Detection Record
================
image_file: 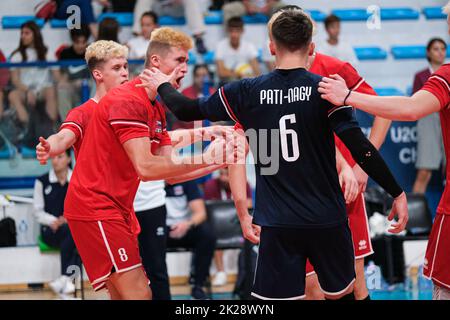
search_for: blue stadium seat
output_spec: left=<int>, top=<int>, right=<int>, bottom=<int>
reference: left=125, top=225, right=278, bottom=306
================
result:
left=354, top=47, right=387, bottom=60
left=423, top=7, right=446, bottom=20
left=332, top=9, right=369, bottom=21
left=0, top=177, right=36, bottom=189
left=242, top=13, right=268, bottom=24
left=202, top=51, right=215, bottom=65
left=50, top=19, right=67, bottom=28
left=205, top=11, right=223, bottom=25
left=188, top=51, right=197, bottom=65
left=391, top=45, right=427, bottom=59
left=380, top=8, right=419, bottom=20
left=159, top=16, right=186, bottom=26
left=2, top=16, right=45, bottom=29
left=20, top=146, right=36, bottom=159
left=305, top=10, right=326, bottom=22
left=374, top=87, right=404, bottom=96
left=332, top=7, right=419, bottom=21
left=0, top=147, right=15, bottom=159
left=98, top=13, right=133, bottom=26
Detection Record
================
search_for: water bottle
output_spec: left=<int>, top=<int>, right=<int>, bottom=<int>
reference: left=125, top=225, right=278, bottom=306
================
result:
left=405, top=266, right=419, bottom=292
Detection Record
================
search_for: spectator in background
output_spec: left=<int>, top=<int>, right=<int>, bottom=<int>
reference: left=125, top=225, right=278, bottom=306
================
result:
left=222, top=0, right=285, bottom=25
left=165, top=180, right=217, bottom=300
left=132, top=0, right=208, bottom=54
left=412, top=38, right=447, bottom=194
left=203, top=167, right=252, bottom=287
left=0, top=49, right=10, bottom=120
left=97, top=17, right=120, bottom=42
left=215, top=17, right=261, bottom=86
left=33, top=150, right=78, bottom=296
left=55, top=0, right=99, bottom=39
left=168, top=64, right=215, bottom=130
left=318, top=14, right=358, bottom=66
left=8, top=21, right=58, bottom=129
left=54, top=25, right=91, bottom=120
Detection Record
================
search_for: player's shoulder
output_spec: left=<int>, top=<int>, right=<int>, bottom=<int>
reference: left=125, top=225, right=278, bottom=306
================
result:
left=433, top=64, right=450, bottom=83
left=314, top=52, right=346, bottom=70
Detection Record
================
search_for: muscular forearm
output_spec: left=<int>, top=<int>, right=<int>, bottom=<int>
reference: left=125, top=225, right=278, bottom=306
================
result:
left=229, top=164, right=250, bottom=218
left=166, top=163, right=226, bottom=185
left=369, top=116, right=391, bottom=149
left=47, top=131, right=76, bottom=156
left=335, top=146, right=348, bottom=172
left=169, top=128, right=204, bottom=149
left=337, top=128, right=403, bottom=198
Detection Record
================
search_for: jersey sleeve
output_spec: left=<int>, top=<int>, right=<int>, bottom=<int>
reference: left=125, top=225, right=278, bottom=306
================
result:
left=199, top=80, right=247, bottom=123
left=108, top=100, right=150, bottom=144
left=338, top=62, right=365, bottom=92
left=327, top=103, right=360, bottom=134
left=421, top=74, right=450, bottom=110
left=59, top=108, right=84, bottom=140
left=182, top=180, right=202, bottom=202
left=159, top=130, right=172, bottom=147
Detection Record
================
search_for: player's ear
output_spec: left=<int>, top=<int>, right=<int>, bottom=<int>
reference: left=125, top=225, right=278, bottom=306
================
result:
left=92, top=69, right=102, bottom=82
left=149, top=54, right=160, bottom=68
left=308, top=42, right=315, bottom=56
left=269, top=40, right=276, bottom=56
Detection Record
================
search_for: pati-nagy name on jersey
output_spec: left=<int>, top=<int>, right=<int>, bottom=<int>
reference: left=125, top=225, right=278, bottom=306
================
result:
left=260, top=86, right=312, bottom=105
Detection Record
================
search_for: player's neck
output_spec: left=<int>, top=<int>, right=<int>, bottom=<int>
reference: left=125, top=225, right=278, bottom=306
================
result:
left=93, top=85, right=107, bottom=102
left=327, top=38, right=338, bottom=46
left=276, top=53, right=308, bottom=70
left=144, top=87, right=157, bottom=101
left=430, top=62, right=442, bottom=72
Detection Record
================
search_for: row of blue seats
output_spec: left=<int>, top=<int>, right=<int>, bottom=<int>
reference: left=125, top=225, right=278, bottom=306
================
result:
left=1, top=6, right=446, bottom=29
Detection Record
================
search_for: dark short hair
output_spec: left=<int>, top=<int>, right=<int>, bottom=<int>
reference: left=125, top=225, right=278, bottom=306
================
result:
left=193, top=64, right=210, bottom=76
left=141, top=11, right=159, bottom=24
left=324, top=14, right=340, bottom=29
left=98, top=17, right=120, bottom=42
left=426, top=37, right=447, bottom=62
left=227, top=16, right=244, bottom=29
left=69, top=24, right=91, bottom=41
left=271, top=10, right=313, bottom=52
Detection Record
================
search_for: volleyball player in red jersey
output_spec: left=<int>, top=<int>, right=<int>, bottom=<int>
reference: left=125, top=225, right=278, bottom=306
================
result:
left=305, top=51, right=391, bottom=300
left=319, top=3, right=450, bottom=299
left=36, top=40, right=129, bottom=163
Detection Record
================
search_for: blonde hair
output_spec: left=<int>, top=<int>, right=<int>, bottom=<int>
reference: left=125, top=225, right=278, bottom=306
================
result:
left=85, top=40, right=128, bottom=71
left=145, top=27, right=193, bottom=66
left=443, top=1, right=450, bottom=15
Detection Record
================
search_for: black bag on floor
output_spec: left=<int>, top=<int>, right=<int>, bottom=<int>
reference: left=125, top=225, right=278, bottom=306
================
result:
left=0, top=217, right=17, bottom=247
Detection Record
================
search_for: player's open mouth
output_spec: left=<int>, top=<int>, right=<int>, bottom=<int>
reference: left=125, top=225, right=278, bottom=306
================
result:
left=175, top=76, right=183, bottom=86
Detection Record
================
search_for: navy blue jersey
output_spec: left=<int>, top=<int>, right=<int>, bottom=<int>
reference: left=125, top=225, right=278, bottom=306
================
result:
left=199, top=68, right=359, bottom=228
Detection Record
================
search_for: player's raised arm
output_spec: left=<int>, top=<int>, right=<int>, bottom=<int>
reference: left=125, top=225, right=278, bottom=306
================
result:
left=319, top=74, right=441, bottom=121
left=36, top=130, right=76, bottom=165
left=327, top=103, right=408, bottom=233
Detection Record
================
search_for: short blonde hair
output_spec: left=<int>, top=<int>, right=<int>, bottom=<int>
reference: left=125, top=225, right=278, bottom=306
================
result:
left=443, top=1, right=450, bottom=15
left=145, top=27, right=193, bottom=66
left=85, top=40, right=128, bottom=71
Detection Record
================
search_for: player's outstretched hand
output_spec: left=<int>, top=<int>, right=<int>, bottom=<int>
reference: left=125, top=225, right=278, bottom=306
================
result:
left=36, top=136, right=51, bottom=165
left=137, top=65, right=182, bottom=90
left=203, top=125, right=234, bottom=141
left=239, top=214, right=260, bottom=244
left=338, top=164, right=359, bottom=204
left=318, top=74, right=350, bottom=106
left=387, top=192, right=409, bottom=234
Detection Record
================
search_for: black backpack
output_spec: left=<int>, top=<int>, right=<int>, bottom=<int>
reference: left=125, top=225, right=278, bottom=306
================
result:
left=0, top=217, right=17, bottom=247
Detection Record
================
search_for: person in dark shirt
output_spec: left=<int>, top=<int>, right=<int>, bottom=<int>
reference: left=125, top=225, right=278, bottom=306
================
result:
left=138, top=8, right=408, bottom=300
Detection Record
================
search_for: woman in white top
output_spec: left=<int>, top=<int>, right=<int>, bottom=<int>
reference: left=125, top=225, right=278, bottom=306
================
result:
left=8, top=21, right=58, bottom=126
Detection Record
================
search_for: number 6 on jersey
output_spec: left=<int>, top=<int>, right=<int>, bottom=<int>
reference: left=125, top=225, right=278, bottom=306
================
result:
left=279, top=114, right=300, bottom=162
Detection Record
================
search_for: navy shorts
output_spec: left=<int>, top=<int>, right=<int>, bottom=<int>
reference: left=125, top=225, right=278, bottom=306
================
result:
left=251, top=223, right=355, bottom=300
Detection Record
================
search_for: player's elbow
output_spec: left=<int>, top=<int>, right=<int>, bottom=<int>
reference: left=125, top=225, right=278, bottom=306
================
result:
left=401, top=110, right=420, bottom=121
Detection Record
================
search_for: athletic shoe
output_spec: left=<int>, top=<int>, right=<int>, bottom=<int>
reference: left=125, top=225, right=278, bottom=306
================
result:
left=212, top=271, right=227, bottom=286
left=191, top=286, right=209, bottom=300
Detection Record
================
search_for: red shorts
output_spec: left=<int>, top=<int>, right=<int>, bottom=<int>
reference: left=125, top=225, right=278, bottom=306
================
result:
left=306, top=193, right=373, bottom=276
left=67, top=218, right=146, bottom=291
left=423, top=213, right=450, bottom=289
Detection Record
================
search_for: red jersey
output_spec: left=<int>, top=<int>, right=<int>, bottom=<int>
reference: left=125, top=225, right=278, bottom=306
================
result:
left=310, top=52, right=377, bottom=167
left=64, top=78, right=171, bottom=221
left=422, top=64, right=450, bottom=214
left=59, top=98, right=97, bottom=158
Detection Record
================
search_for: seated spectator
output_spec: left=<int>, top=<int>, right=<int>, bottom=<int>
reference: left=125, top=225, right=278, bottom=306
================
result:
left=97, top=17, right=120, bottom=42
left=0, top=49, right=10, bottom=121
left=132, top=0, right=208, bottom=54
left=412, top=38, right=447, bottom=194
left=317, top=14, right=358, bottom=65
left=54, top=0, right=99, bottom=39
left=8, top=21, right=58, bottom=132
left=127, top=11, right=158, bottom=60
left=222, top=0, right=285, bottom=25
left=165, top=180, right=217, bottom=300
left=216, top=17, right=261, bottom=85
left=54, top=24, right=91, bottom=120
left=203, top=167, right=252, bottom=286
left=33, top=150, right=78, bottom=296
left=168, top=64, right=215, bottom=130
